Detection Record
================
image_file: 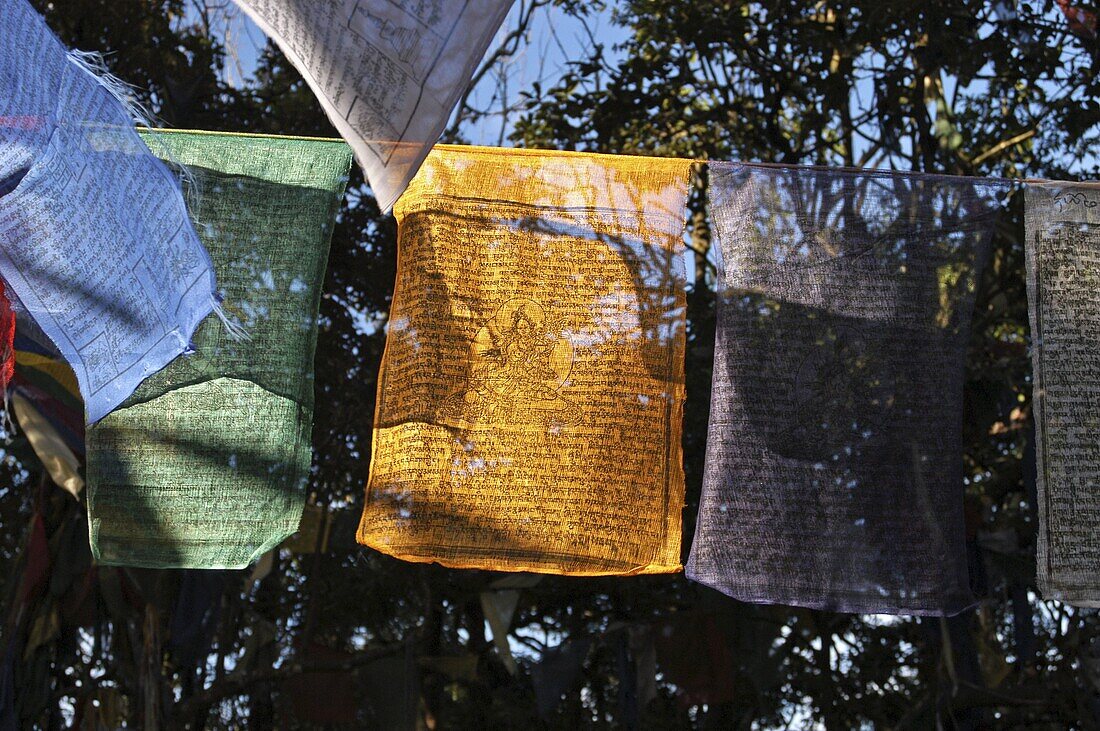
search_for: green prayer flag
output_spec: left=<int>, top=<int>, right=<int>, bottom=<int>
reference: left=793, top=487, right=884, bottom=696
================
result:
left=86, top=130, right=352, bottom=568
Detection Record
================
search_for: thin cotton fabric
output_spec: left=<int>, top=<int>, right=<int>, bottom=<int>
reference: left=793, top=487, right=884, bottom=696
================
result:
left=86, top=130, right=351, bottom=569
left=688, top=163, right=1006, bottom=615
left=359, top=145, right=690, bottom=575
left=1026, top=182, right=1100, bottom=605
left=232, top=0, right=514, bottom=211
left=0, top=0, right=215, bottom=422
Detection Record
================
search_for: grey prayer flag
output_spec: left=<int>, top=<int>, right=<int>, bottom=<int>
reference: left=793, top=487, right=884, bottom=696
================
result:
left=687, top=162, right=1006, bottom=615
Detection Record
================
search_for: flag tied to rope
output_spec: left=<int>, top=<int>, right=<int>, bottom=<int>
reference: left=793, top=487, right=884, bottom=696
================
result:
left=86, top=130, right=351, bottom=569
left=358, top=145, right=691, bottom=575
left=688, top=163, right=1006, bottom=615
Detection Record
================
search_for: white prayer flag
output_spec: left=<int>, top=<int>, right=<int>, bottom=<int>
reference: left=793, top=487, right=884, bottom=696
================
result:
left=0, top=0, right=216, bottom=423
left=231, top=0, right=515, bottom=211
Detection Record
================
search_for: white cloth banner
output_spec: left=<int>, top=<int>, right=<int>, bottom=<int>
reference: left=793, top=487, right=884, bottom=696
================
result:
left=232, top=0, right=514, bottom=211
left=0, top=0, right=215, bottom=423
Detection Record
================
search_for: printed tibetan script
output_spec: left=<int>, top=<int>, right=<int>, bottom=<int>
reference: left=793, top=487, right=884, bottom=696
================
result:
left=688, top=163, right=1006, bottom=615
left=0, top=0, right=215, bottom=423
left=358, top=145, right=691, bottom=575
left=87, top=131, right=352, bottom=569
left=232, top=0, right=514, bottom=211
left=1027, top=183, right=1100, bottom=606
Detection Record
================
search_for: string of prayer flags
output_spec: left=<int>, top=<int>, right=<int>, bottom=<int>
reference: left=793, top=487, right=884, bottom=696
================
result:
left=231, top=0, right=515, bottom=211
left=1026, top=182, right=1100, bottom=606
left=0, top=0, right=216, bottom=423
left=687, top=163, right=1007, bottom=615
left=358, top=145, right=691, bottom=575
left=8, top=313, right=86, bottom=496
left=86, top=130, right=352, bottom=569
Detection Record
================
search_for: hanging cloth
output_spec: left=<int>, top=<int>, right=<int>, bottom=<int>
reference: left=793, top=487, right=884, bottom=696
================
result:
left=532, top=637, right=592, bottom=719
left=86, top=130, right=352, bottom=569
left=0, top=0, right=216, bottom=423
left=231, top=0, right=515, bottom=211
left=11, top=393, right=83, bottom=498
left=1026, top=182, right=1100, bottom=605
left=688, top=163, right=1006, bottom=614
left=357, top=145, right=691, bottom=575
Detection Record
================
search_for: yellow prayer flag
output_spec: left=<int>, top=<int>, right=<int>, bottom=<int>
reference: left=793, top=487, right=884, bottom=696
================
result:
left=358, top=145, right=691, bottom=575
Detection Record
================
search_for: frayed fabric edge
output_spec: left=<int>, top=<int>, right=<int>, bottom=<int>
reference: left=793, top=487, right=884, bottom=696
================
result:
left=210, top=296, right=251, bottom=343
left=65, top=50, right=203, bottom=213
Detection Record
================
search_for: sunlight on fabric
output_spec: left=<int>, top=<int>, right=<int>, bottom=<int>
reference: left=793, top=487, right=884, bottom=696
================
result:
left=86, top=131, right=351, bottom=569
left=231, top=0, right=514, bottom=211
left=688, top=163, right=1009, bottom=615
left=359, top=144, right=692, bottom=574
left=0, top=0, right=215, bottom=423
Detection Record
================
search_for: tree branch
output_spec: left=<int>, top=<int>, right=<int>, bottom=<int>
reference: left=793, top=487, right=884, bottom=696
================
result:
left=445, top=0, right=553, bottom=140
left=970, top=128, right=1038, bottom=166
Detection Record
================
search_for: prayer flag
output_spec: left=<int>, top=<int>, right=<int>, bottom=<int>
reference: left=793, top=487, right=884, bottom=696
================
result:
left=232, top=0, right=515, bottom=211
left=86, top=130, right=351, bottom=569
left=358, top=145, right=691, bottom=575
left=688, top=163, right=1006, bottom=615
left=0, top=0, right=216, bottom=422
left=1026, top=182, right=1100, bottom=606
left=10, top=324, right=85, bottom=462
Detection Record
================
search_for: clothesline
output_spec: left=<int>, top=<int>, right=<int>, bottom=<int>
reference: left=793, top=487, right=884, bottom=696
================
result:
left=135, top=127, right=1095, bottom=188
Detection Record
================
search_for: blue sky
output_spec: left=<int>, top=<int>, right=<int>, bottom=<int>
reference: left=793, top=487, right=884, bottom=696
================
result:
left=195, top=3, right=1097, bottom=176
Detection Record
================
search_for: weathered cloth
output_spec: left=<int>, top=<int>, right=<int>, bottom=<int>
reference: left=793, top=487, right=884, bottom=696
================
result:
left=0, top=0, right=215, bottom=422
left=86, top=130, right=351, bottom=569
left=1026, top=182, right=1100, bottom=606
left=358, top=145, right=691, bottom=574
left=232, top=0, right=514, bottom=211
left=687, top=163, right=1006, bottom=615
